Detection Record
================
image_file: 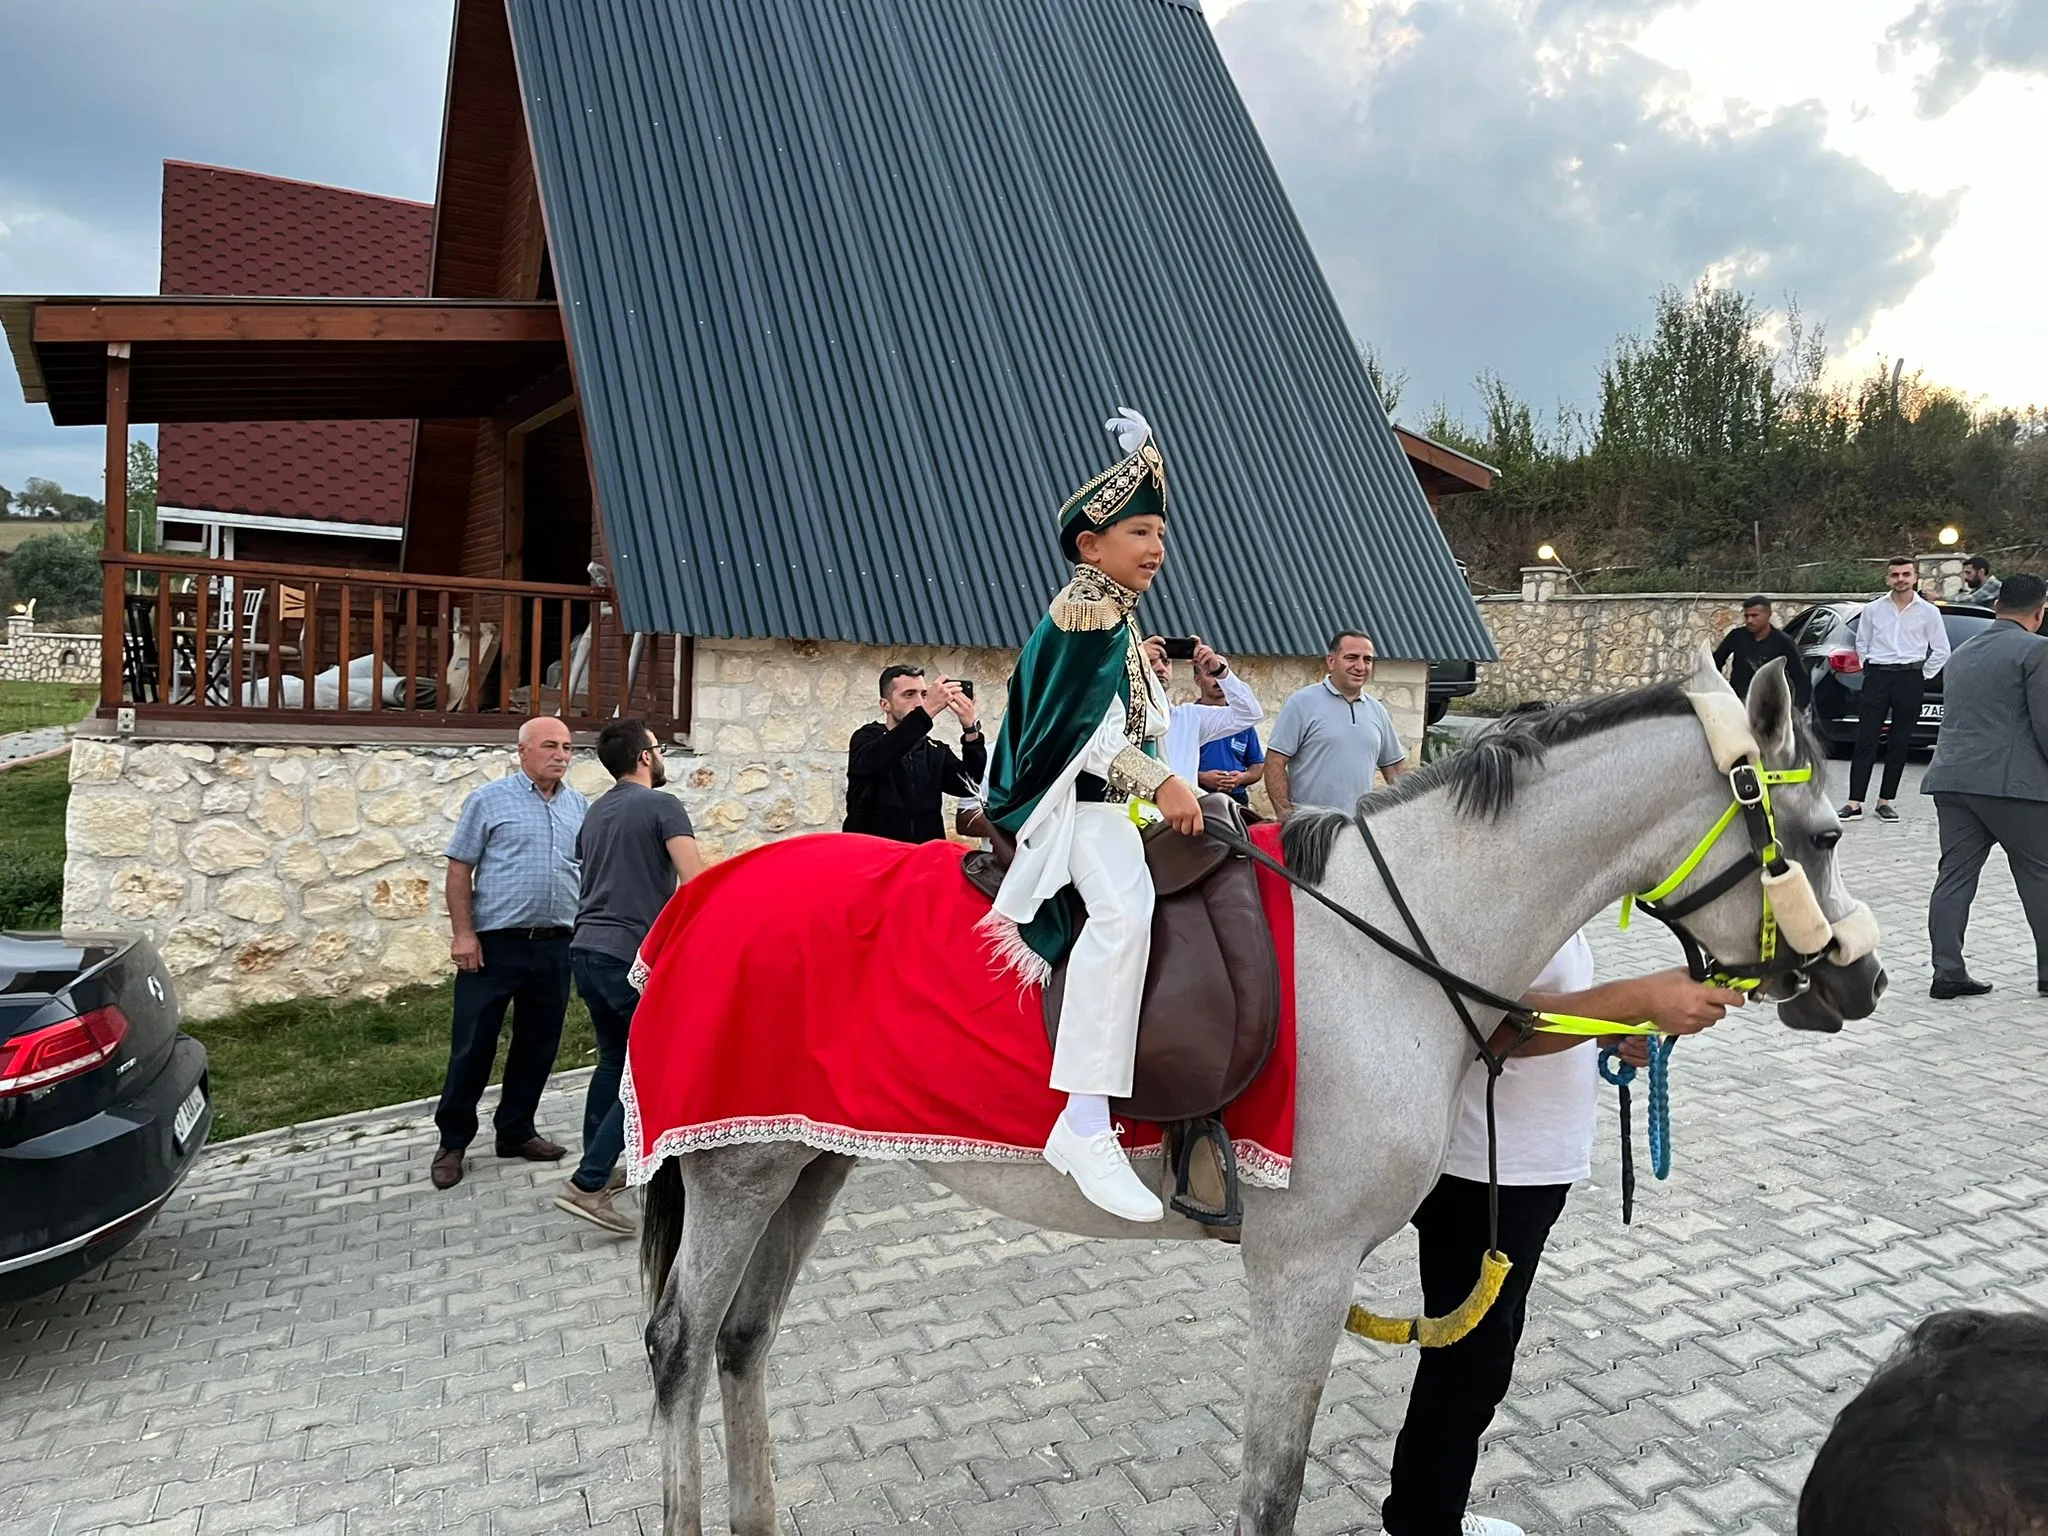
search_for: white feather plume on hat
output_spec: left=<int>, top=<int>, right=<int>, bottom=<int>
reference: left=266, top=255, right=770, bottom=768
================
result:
left=1104, top=407, right=1152, bottom=457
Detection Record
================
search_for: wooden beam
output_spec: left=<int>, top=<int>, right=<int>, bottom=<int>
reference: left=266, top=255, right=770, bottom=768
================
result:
left=99, top=344, right=130, bottom=710
left=493, top=363, right=576, bottom=434
left=35, top=301, right=563, bottom=345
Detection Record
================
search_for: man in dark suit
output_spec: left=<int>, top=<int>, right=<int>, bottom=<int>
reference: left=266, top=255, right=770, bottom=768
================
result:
left=1922, top=572, right=2048, bottom=999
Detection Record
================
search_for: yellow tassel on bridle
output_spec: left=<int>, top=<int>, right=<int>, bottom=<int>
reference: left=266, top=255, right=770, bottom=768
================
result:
left=1345, top=1249, right=1513, bottom=1348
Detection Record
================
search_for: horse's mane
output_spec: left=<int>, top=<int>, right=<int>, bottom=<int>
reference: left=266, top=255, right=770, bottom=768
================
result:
left=1278, top=682, right=1697, bottom=884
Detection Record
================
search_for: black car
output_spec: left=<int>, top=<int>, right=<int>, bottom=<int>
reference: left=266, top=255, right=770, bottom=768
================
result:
left=1782, top=600, right=1997, bottom=752
left=0, top=932, right=210, bottom=1301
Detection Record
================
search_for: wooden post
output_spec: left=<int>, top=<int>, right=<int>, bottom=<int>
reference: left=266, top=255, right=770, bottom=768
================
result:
left=99, top=344, right=131, bottom=712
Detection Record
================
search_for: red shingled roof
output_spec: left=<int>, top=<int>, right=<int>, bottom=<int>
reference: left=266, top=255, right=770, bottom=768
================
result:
left=155, top=161, right=434, bottom=529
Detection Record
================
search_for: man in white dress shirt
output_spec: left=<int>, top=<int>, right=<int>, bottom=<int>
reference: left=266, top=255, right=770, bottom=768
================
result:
left=1144, top=637, right=1264, bottom=788
left=1843, top=556, right=1951, bottom=823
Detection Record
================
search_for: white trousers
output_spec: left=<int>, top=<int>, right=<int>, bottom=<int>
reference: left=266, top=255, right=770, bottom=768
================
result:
left=1047, top=803, right=1154, bottom=1098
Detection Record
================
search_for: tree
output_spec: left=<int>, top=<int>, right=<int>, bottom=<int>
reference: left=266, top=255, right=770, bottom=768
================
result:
left=16, top=477, right=65, bottom=518
left=4, top=531, right=102, bottom=619
left=126, top=440, right=158, bottom=553
left=1360, top=343, right=1407, bottom=416
left=14, top=477, right=101, bottom=521
left=0, top=483, right=12, bottom=518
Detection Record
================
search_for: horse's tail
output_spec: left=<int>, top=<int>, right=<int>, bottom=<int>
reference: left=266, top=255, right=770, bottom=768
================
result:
left=640, top=1158, right=686, bottom=1303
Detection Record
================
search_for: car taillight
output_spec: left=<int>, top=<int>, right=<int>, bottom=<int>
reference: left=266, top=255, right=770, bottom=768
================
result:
left=0, top=1006, right=130, bottom=1096
left=1826, top=650, right=1862, bottom=674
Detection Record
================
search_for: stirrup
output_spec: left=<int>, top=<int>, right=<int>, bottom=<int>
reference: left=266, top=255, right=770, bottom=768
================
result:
left=1168, top=1117, right=1242, bottom=1228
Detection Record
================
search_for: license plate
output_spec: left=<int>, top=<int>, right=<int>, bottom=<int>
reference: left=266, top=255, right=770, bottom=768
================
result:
left=172, top=1084, right=206, bottom=1149
left=1920, top=703, right=1944, bottom=722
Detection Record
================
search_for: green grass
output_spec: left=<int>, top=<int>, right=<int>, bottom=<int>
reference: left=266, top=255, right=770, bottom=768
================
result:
left=0, top=681, right=97, bottom=735
left=0, top=742, right=600, bottom=1142
left=0, top=756, right=68, bottom=929
left=188, top=981, right=599, bottom=1142
left=0, top=521, right=87, bottom=552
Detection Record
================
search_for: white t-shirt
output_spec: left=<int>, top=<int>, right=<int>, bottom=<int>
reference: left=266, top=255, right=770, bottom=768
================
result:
left=1441, top=931, right=1599, bottom=1187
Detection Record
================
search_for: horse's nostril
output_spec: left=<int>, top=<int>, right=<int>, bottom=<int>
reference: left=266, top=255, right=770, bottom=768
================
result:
left=1873, top=967, right=1888, bottom=1001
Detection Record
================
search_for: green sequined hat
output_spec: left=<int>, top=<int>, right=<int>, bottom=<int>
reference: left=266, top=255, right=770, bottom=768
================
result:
left=1057, top=407, right=1168, bottom=560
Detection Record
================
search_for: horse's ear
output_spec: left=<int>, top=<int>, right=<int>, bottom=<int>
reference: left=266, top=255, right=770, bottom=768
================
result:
left=1687, top=643, right=1736, bottom=698
left=1746, top=658, right=1798, bottom=764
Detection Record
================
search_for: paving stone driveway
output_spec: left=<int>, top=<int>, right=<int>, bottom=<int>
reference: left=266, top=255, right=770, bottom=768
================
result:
left=8, top=762, right=2048, bottom=1535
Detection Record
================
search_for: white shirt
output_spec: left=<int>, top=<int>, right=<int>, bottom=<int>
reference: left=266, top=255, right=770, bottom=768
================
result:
left=1856, top=593, right=1950, bottom=677
left=1162, top=668, right=1264, bottom=784
left=1441, top=932, right=1599, bottom=1187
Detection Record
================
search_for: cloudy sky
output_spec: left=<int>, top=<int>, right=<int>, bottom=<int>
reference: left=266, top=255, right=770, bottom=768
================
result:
left=1, top=0, right=2040, bottom=496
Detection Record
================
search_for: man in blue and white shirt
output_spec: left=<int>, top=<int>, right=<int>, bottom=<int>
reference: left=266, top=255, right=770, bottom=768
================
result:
left=431, top=716, right=589, bottom=1189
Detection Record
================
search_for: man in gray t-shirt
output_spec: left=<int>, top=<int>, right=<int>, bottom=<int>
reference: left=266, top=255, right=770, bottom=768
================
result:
left=556, top=720, right=701, bottom=1234
left=1267, top=628, right=1410, bottom=815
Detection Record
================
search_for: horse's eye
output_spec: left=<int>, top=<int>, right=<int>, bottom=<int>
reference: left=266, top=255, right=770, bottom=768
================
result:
left=1812, top=829, right=1842, bottom=851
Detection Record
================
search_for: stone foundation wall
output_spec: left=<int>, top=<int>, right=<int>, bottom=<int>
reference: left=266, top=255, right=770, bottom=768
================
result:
left=683, top=638, right=1428, bottom=853
left=1473, top=568, right=1861, bottom=709
left=63, top=637, right=1426, bottom=1017
left=1, top=614, right=100, bottom=683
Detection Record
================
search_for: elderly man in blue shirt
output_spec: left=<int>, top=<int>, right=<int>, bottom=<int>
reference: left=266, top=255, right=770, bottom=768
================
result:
left=431, top=716, right=589, bottom=1190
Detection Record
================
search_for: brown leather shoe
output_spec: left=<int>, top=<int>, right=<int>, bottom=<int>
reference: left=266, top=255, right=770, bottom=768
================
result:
left=495, top=1134, right=566, bottom=1161
left=605, top=1165, right=628, bottom=1194
left=430, top=1148, right=465, bottom=1189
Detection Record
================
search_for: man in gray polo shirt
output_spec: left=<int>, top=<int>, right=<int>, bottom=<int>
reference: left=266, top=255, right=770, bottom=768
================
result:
left=1266, top=628, right=1410, bottom=815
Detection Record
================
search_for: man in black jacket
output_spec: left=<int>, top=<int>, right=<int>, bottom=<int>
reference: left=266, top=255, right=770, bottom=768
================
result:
left=1712, top=596, right=1811, bottom=709
left=844, top=664, right=986, bottom=843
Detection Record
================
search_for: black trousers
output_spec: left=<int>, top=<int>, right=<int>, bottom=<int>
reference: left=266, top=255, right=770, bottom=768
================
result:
left=1381, top=1175, right=1572, bottom=1536
left=1848, top=664, right=1926, bottom=803
left=1929, top=793, right=2048, bottom=988
left=434, top=929, right=572, bottom=1151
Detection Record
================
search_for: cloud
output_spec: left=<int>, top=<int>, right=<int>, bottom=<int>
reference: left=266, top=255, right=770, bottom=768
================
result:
left=0, top=0, right=450, bottom=490
left=1213, top=0, right=1955, bottom=425
left=1888, top=0, right=2048, bottom=114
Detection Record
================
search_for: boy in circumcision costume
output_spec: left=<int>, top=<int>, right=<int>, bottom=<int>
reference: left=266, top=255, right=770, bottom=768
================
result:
left=981, top=409, right=1207, bottom=1223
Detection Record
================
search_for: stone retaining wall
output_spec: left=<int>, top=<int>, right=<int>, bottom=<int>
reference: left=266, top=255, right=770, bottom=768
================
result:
left=63, top=636, right=1427, bottom=1016
left=1, top=613, right=100, bottom=683
left=1471, top=567, right=1864, bottom=709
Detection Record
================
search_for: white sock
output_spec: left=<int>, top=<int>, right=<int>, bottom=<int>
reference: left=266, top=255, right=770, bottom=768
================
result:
left=1062, top=1093, right=1111, bottom=1137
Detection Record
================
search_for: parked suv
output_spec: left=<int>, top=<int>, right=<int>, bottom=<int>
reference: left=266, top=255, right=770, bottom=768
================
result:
left=1781, top=600, right=1997, bottom=753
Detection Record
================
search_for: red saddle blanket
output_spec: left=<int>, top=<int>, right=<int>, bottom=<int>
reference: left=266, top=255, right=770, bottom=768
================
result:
left=622, top=823, right=1299, bottom=1189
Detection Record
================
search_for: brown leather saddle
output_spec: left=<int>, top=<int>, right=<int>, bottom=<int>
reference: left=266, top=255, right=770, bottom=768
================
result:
left=961, top=793, right=1280, bottom=1226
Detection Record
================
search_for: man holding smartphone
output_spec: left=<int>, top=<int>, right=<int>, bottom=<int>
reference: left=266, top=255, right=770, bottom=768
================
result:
left=1145, top=635, right=1263, bottom=791
left=844, top=664, right=986, bottom=843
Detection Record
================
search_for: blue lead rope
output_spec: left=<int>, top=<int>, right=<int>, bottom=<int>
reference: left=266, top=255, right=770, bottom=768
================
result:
left=1598, top=1037, right=1675, bottom=1225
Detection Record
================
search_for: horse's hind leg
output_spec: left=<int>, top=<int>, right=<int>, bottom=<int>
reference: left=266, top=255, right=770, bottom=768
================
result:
left=719, top=1153, right=855, bottom=1535
left=645, top=1144, right=814, bottom=1536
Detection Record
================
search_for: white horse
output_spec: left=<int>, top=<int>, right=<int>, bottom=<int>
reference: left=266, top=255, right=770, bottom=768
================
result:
left=634, top=656, right=1885, bottom=1534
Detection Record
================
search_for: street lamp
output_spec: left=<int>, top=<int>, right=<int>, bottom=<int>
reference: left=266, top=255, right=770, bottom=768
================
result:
left=1937, top=525, right=1960, bottom=547
left=1536, top=543, right=1558, bottom=564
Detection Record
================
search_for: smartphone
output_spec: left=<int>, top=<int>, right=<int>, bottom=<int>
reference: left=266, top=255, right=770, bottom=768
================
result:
left=1161, top=637, right=1198, bottom=660
left=955, top=679, right=975, bottom=699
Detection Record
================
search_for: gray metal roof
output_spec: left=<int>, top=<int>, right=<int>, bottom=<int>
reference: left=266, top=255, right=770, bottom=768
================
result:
left=503, top=0, right=1496, bottom=662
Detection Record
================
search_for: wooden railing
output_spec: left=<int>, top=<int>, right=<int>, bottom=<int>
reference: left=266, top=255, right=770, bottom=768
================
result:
left=103, top=553, right=691, bottom=736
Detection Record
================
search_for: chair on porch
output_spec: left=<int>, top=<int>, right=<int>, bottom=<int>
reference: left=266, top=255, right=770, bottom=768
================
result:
left=121, top=595, right=162, bottom=704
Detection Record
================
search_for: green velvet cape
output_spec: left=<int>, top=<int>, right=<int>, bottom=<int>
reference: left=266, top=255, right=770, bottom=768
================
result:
left=983, top=614, right=1140, bottom=966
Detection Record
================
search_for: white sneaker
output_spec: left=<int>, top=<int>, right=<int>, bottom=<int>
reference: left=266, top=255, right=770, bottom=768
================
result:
left=1461, top=1515, right=1525, bottom=1536
left=1044, top=1117, right=1164, bottom=1222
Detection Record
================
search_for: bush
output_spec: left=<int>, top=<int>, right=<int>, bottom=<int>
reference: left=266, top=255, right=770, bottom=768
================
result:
left=5, top=529, right=101, bottom=619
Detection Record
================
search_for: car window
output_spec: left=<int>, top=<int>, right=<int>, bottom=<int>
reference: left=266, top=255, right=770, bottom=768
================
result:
left=1799, top=610, right=1839, bottom=645
left=1942, top=611, right=1995, bottom=648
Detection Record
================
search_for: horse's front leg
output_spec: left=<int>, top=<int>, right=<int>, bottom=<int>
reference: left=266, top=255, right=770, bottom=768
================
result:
left=1233, top=1235, right=1360, bottom=1536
